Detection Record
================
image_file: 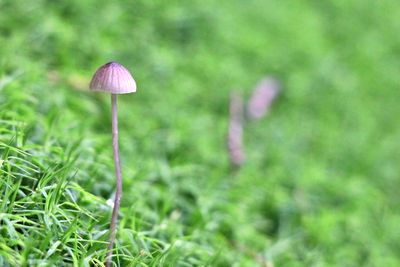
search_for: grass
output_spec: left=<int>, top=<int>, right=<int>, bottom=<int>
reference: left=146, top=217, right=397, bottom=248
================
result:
left=1, top=0, right=400, bottom=266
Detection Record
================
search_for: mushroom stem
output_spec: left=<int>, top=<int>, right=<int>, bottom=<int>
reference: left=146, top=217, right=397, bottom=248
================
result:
left=106, top=94, right=123, bottom=267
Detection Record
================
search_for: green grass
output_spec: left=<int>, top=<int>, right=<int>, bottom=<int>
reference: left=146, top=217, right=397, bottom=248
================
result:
left=1, top=0, right=400, bottom=266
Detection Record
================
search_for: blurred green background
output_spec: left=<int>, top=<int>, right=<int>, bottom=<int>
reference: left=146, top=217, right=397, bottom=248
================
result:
left=1, top=0, right=400, bottom=266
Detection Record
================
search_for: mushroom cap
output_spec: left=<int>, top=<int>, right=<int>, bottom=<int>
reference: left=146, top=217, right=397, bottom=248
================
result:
left=89, top=62, right=136, bottom=94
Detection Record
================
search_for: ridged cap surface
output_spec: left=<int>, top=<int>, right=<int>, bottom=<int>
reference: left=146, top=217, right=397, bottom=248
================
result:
left=90, top=62, right=136, bottom=94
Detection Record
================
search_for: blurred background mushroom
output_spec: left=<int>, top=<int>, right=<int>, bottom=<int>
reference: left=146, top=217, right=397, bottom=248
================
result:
left=247, top=77, right=280, bottom=120
left=227, top=91, right=245, bottom=171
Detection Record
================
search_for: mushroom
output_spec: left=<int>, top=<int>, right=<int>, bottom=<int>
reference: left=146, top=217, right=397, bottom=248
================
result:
left=227, top=91, right=245, bottom=172
left=247, top=77, right=280, bottom=120
left=89, top=62, right=136, bottom=266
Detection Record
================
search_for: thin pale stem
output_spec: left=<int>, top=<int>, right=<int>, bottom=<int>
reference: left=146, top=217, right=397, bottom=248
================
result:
left=106, top=94, right=123, bottom=267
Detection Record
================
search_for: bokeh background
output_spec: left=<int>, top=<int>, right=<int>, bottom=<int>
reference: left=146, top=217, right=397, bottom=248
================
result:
left=1, top=0, right=400, bottom=266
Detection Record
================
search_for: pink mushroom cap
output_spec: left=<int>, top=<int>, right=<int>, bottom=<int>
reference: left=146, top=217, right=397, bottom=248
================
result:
left=90, top=62, right=136, bottom=94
